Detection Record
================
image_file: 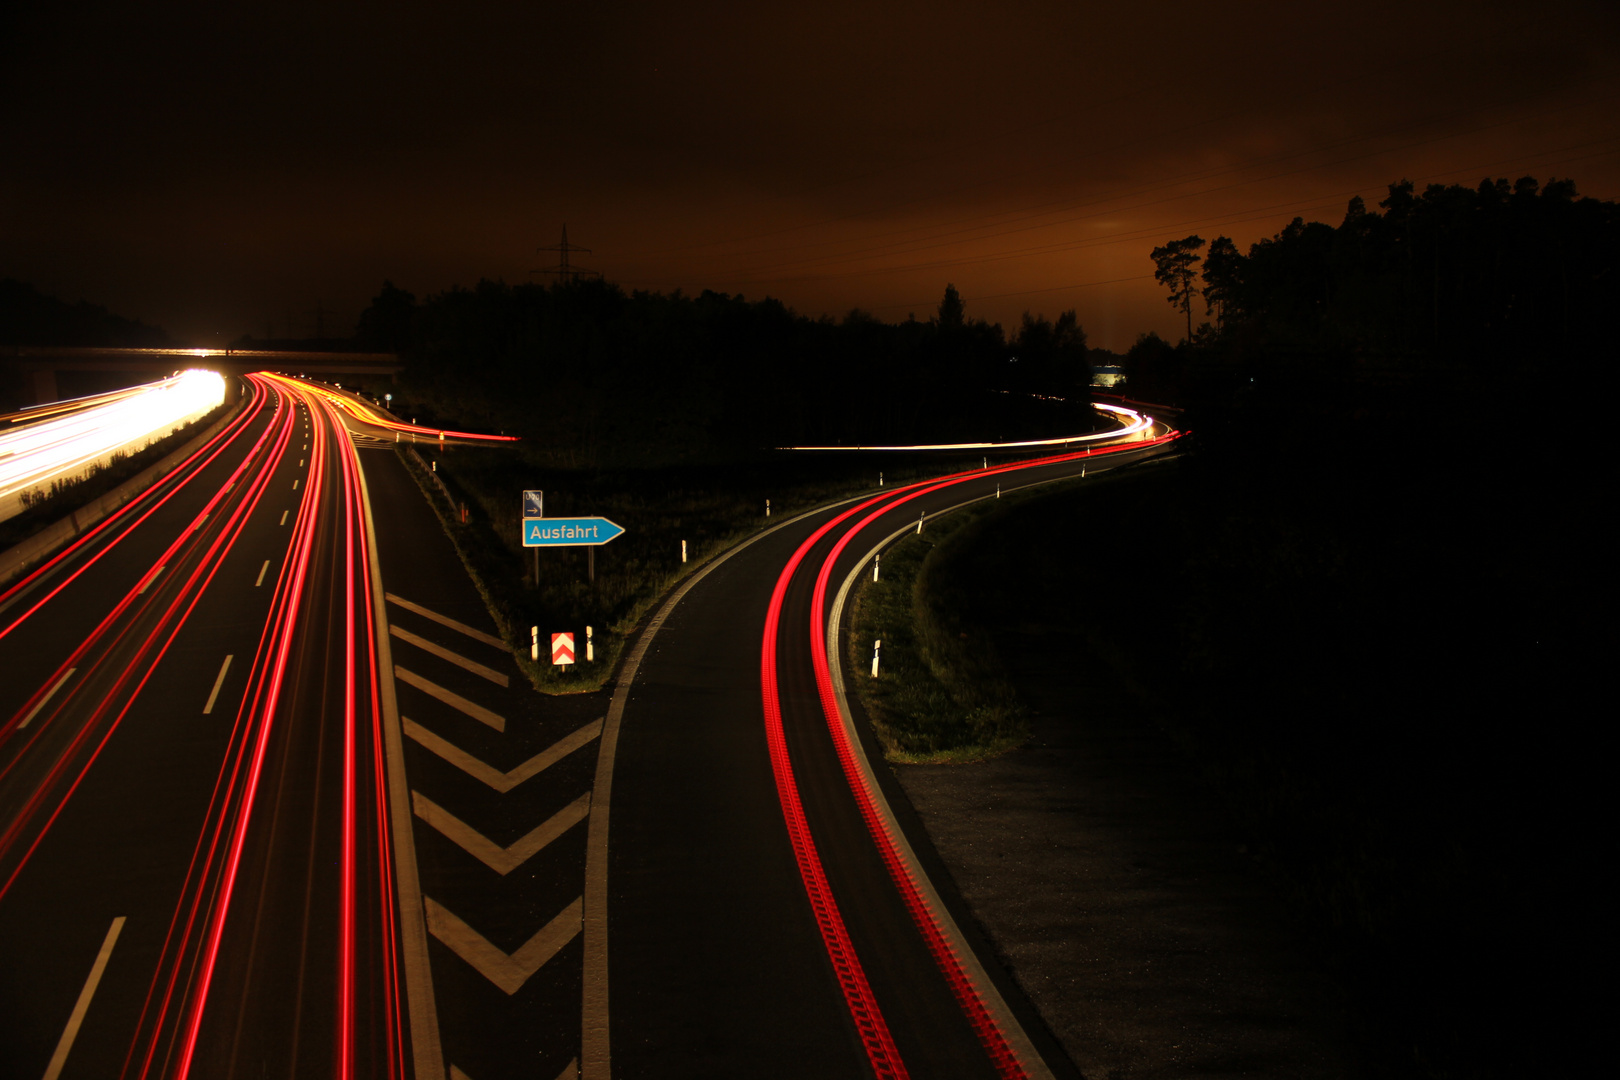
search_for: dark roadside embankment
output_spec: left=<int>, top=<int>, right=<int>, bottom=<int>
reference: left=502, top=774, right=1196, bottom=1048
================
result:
left=850, top=381, right=1600, bottom=1079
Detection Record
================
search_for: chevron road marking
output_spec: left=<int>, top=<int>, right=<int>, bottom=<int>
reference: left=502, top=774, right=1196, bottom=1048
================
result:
left=390, top=624, right=509, bottom=686
left=394, top=666, right=506, bottom=732
left=403, top=717, right=603, bottom=793
left=450, top=1061, right=577, bottom=1080
left=386, top=593, right=507, bottom=649
left=412, top=790, right=591, bottom=875
left=425, top=896, right=583, bottom=995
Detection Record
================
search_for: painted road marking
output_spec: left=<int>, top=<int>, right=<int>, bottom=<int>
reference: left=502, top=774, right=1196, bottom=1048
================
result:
left=359, top=456, right=444, bottom=1080
left=425, top=896, right=582, bottom=995
left=451, top=1054, right=577, bottom=1080
left=41, top=916, right=126, bottom=1080
left=579, top=490, right=877, bottom=1080
left=293, top=479, right=299, bottom=490
left=202, top=655, right=233, bottom=715
left=412, top=790, right=590, bottom=875
left=390, top=625, right=509, bottom=687
left=255, top=560, right=270, bottom=587
left=386, top=593, right=506, bottom=649
left=279, top=510, right=289, bottom=525
left=393, top=667, right=505, bottom=732
left=298, top=459, right=303, bottom=466
left=138, top=565, right=165, bottom=594
left=20, top=668, right=76, bottom=729
left=403, top=717, right=601, bottom=792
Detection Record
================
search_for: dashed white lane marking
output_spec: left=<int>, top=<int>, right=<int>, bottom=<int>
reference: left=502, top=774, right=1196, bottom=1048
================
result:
left=402, top=717, right=601, bottom=792
left=41, top=916, right=126, bottom=1080
left=389, top=625, right=509, bottom=687
left=138, top=565, right=165, bottom=594
left=255, top=560, right=270, bottom=587
left=20, top=668, right=76, bottom=729
left=202, top=654, right=234, bottom=715
left=393, top=666, right=505, bottom=732
left=412, top=790, right=590, bottom=875
left=279, top=510, right=289, bottom=525
left=386, top=593, right=506, bottom=649
left=424, top=896, right=582, bottom=995
left=292, top=479, right=299, bottom=490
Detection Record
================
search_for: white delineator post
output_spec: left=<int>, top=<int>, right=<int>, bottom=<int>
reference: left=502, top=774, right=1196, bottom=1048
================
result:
left=586, top=625, right=594, bottom=663
left=766, top=499, right=771, bottom=517
left=681, top=540, right=687, bottom=563
left=871, top=639, right=881, bottom=678
left=873, top=555, right=880, bottom=582
left=531, top=626, right=539, bottom=661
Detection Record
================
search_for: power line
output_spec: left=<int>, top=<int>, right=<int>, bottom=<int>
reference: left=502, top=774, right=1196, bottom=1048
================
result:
left=532, top=225, right=601, bottom=283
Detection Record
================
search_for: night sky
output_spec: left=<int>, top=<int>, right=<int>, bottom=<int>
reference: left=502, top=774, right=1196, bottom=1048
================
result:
left=4, top=1, right=1617, bottom=350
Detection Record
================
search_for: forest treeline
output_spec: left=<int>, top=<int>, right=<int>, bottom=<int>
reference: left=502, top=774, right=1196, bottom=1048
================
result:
left=350, top=280, right=1097, bottom=465
left=0, top=278, right=172, bottom=349
left=1128, top=175, right=1617, bottom=400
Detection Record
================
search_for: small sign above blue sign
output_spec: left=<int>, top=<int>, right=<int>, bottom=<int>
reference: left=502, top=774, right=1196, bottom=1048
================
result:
left=523, top=490, right=544, bottom=517
left=523, top=517, right=625, bottom=547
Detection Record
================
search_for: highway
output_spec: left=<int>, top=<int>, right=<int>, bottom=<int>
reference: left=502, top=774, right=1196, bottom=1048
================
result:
left=0, top=374, right=1176, bottom=1079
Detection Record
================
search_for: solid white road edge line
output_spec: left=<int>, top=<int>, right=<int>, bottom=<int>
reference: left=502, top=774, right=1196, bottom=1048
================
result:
left=581, top=489, right=878, bottom=1080
left=357, top=448, right=446, bottom=1080
left=41, top=915, right=126, bottom=1080
left=20, top=667, right=76, bottom=729
left=822, top=469, right=1121, bottom=1080
left=201, top=654, right=233, bottom=715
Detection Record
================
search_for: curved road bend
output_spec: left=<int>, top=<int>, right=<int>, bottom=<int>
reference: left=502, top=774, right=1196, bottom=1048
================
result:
left=607, top=424, right=1178, bottom=1079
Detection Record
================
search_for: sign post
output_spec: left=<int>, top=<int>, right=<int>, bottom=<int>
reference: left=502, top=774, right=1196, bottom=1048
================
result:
left=521, top=508, right=625, bottom=586
left=524, top=491, right=543, bottom=583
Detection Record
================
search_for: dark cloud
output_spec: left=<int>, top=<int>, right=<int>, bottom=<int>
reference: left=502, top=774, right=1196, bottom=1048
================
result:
left=4, top=0, right=1617, bottom=348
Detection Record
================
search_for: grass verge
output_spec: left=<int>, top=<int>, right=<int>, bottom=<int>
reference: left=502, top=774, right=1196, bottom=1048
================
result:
left=0, top=400, right=233, bottom=551
left=398, top=443, right=1007, bottom=694
left=843, top=484, right=1082, bottom=763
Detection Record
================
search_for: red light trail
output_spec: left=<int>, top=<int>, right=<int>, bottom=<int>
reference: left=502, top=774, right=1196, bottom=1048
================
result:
left=760, top=422, right=1181, bottom=1078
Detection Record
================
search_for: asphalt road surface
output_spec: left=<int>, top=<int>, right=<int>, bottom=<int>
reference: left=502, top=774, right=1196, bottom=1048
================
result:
left=0, top=375, right=1176, bottom=1080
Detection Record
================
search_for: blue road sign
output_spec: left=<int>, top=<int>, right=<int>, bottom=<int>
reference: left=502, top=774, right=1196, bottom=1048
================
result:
left=523, top=490, right=544, bottom=517
left=523, top=517, right=625, bottom=547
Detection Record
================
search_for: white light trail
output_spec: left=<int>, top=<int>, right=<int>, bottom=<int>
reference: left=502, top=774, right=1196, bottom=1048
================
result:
left=0, top=370, right=227, bottom=522
left=783, top=402, right=1154, bottom=450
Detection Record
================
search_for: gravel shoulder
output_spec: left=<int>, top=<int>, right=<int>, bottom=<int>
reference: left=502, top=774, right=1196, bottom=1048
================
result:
left=895, top=620, right=1365, bottom=1079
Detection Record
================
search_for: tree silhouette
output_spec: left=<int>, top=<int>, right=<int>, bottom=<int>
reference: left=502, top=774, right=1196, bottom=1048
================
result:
left=937, top=283, right=965, bottom=330
left=1201, top=236, right=1242, bottom=328
left=1151, top=235, right=1205, bottom=341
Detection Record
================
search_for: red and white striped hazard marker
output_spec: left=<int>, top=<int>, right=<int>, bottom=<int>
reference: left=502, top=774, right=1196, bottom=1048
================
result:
left=551, top=632, right=575, bottom=667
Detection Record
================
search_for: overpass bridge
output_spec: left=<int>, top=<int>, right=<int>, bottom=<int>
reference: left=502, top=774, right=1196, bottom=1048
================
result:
left=4, top=346, right=403, bottom=405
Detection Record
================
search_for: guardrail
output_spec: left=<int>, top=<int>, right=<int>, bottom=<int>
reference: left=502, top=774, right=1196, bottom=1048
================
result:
left=0, top=396, right=248, bottom=587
